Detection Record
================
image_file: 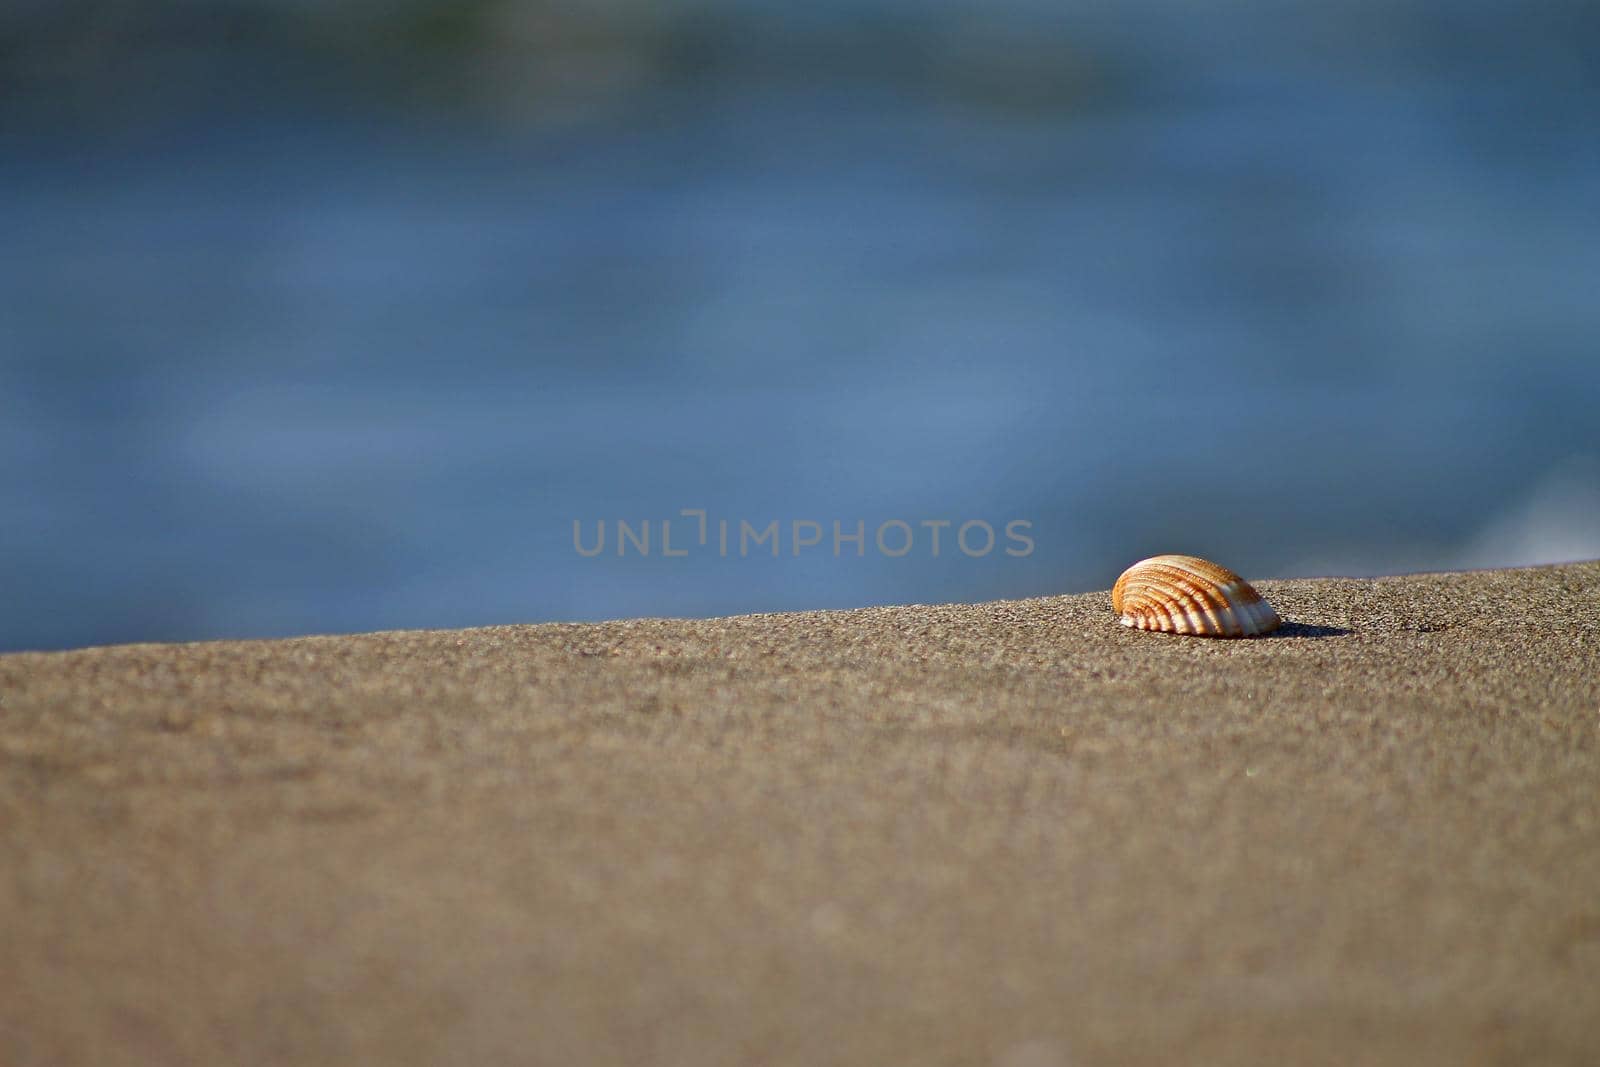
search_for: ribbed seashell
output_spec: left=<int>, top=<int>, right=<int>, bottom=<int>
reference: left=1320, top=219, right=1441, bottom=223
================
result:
left=1111, top=555, right=1280, bottom=638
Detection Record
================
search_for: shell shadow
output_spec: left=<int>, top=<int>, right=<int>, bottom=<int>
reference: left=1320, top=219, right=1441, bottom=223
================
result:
left=1267, top=622, right=1352, bottom=639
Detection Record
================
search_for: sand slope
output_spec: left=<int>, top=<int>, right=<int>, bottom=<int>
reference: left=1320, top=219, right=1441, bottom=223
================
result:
left=3, top=563, right=1599, bottom=1065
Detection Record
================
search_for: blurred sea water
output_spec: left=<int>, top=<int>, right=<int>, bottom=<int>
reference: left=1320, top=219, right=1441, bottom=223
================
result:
left=2, top=0, right=1598, bottom=651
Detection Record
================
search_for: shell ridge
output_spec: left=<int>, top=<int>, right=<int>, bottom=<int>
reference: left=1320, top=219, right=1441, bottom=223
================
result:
left=1146, top=566, right=1225, bottom=636
left=1211, top=580, right=1250, bottom=638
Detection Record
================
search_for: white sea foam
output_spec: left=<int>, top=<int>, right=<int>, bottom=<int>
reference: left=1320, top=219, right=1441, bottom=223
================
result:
left=1454, top=456, right=1600, bottom=569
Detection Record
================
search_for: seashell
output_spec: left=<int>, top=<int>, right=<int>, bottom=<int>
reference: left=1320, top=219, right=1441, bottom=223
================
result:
left=1112, top=554, right=1280, bottom=638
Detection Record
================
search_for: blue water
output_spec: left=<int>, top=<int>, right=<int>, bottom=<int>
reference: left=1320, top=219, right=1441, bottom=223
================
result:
left=4, top=48, right=1599, bottom=650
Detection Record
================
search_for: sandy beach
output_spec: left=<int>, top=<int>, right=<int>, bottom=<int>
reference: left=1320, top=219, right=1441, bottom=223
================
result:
left=3, top=562, right=1599, bottom=1065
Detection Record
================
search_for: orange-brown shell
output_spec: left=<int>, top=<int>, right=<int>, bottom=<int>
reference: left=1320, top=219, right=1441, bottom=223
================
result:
left=1112, top=554, right=1280, bottom=638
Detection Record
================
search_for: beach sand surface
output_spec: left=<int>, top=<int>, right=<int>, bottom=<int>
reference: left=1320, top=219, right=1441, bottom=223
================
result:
left=3, top=563, right=1599, bottom=1065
